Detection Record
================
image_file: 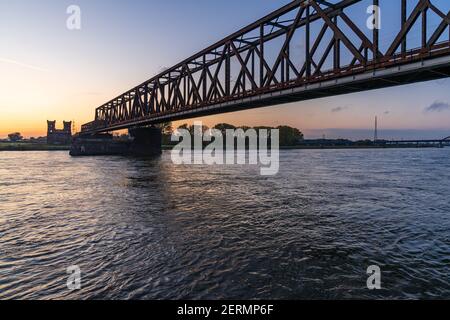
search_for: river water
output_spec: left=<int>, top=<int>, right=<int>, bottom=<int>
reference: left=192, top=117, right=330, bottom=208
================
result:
left=0, top=149, right=449, bottom=299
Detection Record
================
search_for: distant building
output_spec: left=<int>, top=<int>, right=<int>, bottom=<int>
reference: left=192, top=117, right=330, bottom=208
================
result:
left=47, top=121, right=72, bottom=145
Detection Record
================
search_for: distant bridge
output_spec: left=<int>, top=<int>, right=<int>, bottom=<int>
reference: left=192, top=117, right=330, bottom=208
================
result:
left=81, top=0, right=450, bottom=134
left=383, top=137, right=450, bottom=148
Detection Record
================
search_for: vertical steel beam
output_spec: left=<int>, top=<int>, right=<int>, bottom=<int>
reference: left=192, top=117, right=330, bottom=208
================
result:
left=334, top=15, right=340, bottom=70
left=251, top=49, right=255, bottom=85
left=286, top=41, right=290, bottom=81
left=401, top=0, right=407, bottom=54
left=260, top=24, right=264, bottom=87
left=203, top=55, right=207, bottom=101
left=373, top=0, right=379, bottom=60
left=281, top=42, right=285, bottom=83
left=225, top=44, right=231, bottom=95
left=144, top=84, right=148, bottom=114
left=183, top=72, right=186, bottom=107
left=306, top=4, right=311, bottom=78
left=422, top=5, right=428, bottom=49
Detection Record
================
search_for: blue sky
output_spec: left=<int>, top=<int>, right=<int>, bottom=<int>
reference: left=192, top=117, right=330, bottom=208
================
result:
left=1, top=0, right=450, bottom=139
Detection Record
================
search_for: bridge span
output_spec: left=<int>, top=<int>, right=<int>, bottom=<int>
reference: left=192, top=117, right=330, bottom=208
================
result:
left=383, top=138, right=450, bottom=148
left=81, top=0, right=450, bottom=134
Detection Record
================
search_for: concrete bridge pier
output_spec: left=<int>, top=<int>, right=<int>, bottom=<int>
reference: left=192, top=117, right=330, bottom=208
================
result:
left=128, top=127, right=162, bottom=156
left=70, top=127, right=161, bottom=157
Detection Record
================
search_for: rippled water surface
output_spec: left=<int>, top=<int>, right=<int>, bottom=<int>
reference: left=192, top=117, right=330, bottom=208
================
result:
left=0, top=149, right=449, bottom=299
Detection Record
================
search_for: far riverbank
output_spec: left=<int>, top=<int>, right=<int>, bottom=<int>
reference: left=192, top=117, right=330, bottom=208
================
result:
left=0, top=143, right=70, bottom=151
left=0, top=143, right=443, bottom=152
left=162, top=144, right=444, bottom=150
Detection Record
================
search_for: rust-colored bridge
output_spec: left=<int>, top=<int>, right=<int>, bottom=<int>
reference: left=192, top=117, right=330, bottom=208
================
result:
left=81, top=0, right=450, bottom=134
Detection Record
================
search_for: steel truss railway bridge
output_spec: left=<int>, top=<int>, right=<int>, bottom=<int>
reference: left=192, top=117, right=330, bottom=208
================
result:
left=81, top=0, right=450, bottom=135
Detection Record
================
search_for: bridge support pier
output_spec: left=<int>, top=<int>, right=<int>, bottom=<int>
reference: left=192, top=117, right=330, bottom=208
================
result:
left=70, top=127, right=161, bottom=157
left=128, top=127, right=162, bottom=156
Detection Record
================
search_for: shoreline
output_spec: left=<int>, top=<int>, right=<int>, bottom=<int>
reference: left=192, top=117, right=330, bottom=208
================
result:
left=279, top=145, right=443, bottom=150
left=0, top=143, right=70, bottom=151
left=163, top=144, right=444, bottom=150
left=0, top=144, right=444, bottom=152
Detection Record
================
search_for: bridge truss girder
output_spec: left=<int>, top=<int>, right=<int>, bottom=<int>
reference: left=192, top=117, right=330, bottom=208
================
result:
left=82, top=0, right=450, bottom=133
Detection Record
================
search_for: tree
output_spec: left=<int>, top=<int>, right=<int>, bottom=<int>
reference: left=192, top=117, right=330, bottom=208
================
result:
left=277, top=126, right=304, bottom=146
left=177, top=123, right=189, bottom=131
left=155, top=122, right=173, bottom=136
left=254, top=126, right=274, bottom=132
left=176, top=123, right=209, bottom=136
left=239, top=126, right=252, bottom=131
left=8, top=132, right=23, bottom=142
left=214, top=123, right=236, bottom=135
left=253, top=126, right=274, bottom=140
left=188, top=124, right=209, bottom=136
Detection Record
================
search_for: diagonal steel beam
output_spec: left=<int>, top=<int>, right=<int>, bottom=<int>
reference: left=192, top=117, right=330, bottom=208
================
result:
left=310, top=0, right=365, bottom=64
left=386, top=0, right=429, bottom=56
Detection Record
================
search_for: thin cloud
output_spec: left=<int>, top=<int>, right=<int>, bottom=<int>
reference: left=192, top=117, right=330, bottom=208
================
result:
left=424, top=101, right=450, bottom=113
left=0, top=57, right=48, bottom=72
left=331, top=106, right=348, bottom=113
left=384, top=110, right=390, bottom=115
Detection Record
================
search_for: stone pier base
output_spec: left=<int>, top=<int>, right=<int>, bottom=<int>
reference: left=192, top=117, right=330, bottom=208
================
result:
left=128, top=127, right=162, bottom=156
left=70, top=127, right=162, bottom=157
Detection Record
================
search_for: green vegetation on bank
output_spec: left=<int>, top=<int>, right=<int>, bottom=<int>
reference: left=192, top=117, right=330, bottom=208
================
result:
left=0, top=131, right=70, bottom=151
left=161, top=122, right=305, bottom=147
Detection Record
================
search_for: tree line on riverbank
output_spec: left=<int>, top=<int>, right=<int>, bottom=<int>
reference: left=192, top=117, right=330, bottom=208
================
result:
left=158, top=122, right=304, bottom=147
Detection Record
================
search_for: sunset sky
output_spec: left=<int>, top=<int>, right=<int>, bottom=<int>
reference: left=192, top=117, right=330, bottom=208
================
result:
left=1, top=0, right=450, bottom=140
